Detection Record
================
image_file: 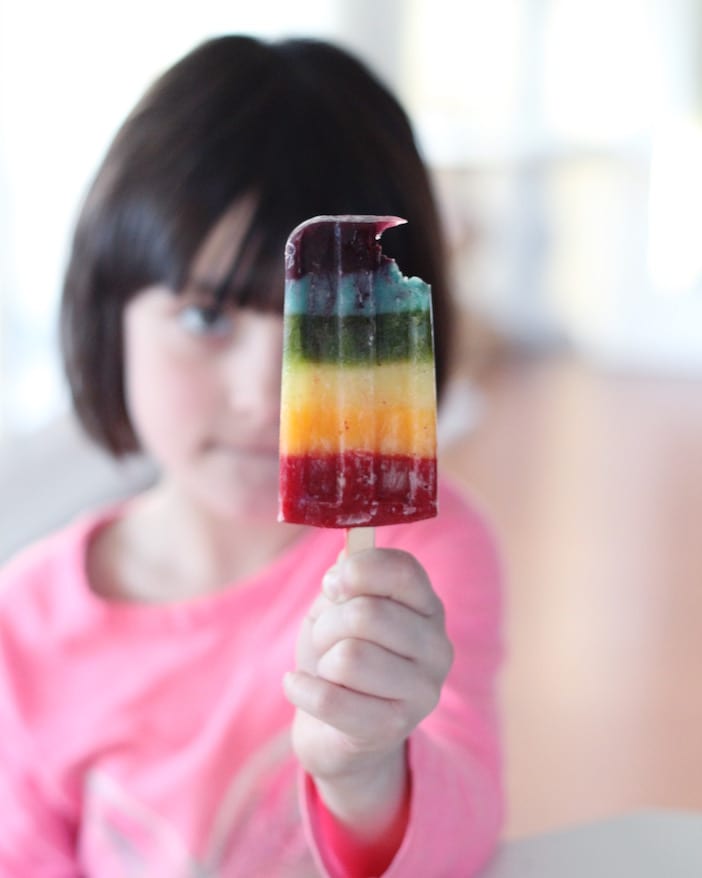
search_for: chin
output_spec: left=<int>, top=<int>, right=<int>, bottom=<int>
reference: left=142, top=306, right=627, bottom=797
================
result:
left=170, top=453, right=280, bottom=523
left=217, top=499, right=278, bottom=524
left=198, top=479, right=279, bottom=524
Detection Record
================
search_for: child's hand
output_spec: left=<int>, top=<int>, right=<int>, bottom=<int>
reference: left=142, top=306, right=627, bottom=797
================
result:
left=283, top=548, right=454, bottom=835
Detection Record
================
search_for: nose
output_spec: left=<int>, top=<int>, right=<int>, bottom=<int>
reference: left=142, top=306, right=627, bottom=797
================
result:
left=223, top=311, right=283, bottom=427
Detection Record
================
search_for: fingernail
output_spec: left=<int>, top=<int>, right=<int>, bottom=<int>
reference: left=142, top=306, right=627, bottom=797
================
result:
left=322, top=566, right=342, bottom=601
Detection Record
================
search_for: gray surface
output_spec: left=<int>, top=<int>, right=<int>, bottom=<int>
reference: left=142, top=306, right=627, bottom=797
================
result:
left=0, top=414, right=155, bottom=563
left=479, top=811, right=702, bottom=877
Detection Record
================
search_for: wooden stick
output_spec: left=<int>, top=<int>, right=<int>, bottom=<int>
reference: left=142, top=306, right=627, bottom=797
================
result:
left=345, top=526, right=376, bottom=554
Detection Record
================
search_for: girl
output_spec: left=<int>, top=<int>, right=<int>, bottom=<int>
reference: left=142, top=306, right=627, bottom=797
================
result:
left=0, top=35, right=503, bottom=877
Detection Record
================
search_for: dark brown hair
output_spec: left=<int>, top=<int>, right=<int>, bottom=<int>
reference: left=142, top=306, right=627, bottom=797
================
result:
left=61, top=35, right=454, bottom=455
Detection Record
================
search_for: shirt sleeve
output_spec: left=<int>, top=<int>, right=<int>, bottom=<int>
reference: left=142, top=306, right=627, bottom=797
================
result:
left=0, top=585, right=79, bottom=876
left=300, top=480, right=505, bottom=877
left=0, top=752, right=78, bottom=877
left=301, top=771, right=410, bottom=878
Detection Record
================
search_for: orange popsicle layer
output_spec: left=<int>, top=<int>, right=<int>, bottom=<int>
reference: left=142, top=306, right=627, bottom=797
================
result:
left=280, top=362, right=436, bottom=456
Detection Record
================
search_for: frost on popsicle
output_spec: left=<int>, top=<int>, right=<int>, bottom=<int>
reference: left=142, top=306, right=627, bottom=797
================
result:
left=278, top=216, right=437, bottom=528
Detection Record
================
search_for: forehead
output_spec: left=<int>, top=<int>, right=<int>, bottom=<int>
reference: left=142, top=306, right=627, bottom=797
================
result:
left=189, top=197, right=258, bottom=285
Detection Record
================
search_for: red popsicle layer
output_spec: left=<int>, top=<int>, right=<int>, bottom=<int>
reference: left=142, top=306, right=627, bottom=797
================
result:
left=280, top=452, right=436, bottom=527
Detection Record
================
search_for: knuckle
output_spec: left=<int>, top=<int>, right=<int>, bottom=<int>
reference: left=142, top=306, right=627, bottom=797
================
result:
left=344, top=596, right=377, bottom=636
left=349, top=547, right=417, bottom=582
left=441, top=637, right=455, bottom=676
left=321, top=638, right=363, bottom=680
left=426, top=638, right=453, bottom=687
left=415, top=679, right=441, bottom=719
left=310, top=680, right=341, bottom=717
left=393, top=550, right=423, bottom=585
left=385, top=700, right=412, bottom=739
left=412, top=658, right=444, bottom=704
left=422, top=585, right=446, bottom=623
left=393, top=553, right=440, bottom=613
left=337, top=637, right=364, bottom=667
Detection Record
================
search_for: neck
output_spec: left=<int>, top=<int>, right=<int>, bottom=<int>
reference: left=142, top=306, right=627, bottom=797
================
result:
left=98, top=481, right=307, bottom=604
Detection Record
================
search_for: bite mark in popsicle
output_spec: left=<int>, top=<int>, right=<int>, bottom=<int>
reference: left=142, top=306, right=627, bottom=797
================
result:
left=278, top=215, right=437, bottom=528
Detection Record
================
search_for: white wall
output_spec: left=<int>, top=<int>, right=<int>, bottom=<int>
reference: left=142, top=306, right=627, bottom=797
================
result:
left=0, top=0, right=344, bottom=435
left=1, top=0, right=701, bottom=440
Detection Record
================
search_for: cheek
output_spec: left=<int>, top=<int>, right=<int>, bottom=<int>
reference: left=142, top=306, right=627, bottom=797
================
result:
left=124, top=327, right=216, bottom=456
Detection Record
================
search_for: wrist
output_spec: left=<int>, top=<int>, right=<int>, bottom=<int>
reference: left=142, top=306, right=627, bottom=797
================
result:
left=313, top=745, right=409, bottom=843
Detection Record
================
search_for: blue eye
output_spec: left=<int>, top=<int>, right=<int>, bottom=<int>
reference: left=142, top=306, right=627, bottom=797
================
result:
left=178, top=304, right=234, bottom=337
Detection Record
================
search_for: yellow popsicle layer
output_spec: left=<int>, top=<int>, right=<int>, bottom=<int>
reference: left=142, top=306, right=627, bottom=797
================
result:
left=280, top=361, right=437, bottom=456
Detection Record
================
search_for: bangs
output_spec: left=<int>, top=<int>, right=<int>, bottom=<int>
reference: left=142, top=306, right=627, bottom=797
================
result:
left=204, top=202, right=291, bottom=314
left=121, top=34, right=427, bottom=315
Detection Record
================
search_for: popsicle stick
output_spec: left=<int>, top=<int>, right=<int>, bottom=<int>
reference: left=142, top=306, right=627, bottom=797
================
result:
left=345, top=526, right=376, bottom=554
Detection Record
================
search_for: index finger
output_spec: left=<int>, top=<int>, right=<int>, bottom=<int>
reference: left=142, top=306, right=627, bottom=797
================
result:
left=323, top=547, right=442, bottom=618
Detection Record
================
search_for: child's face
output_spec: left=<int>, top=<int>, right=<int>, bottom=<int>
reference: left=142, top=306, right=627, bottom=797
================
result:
left=122, top=204, right=284, bottom=522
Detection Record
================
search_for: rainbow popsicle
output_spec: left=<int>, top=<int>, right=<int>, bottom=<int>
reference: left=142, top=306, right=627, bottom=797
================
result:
left=278, top=215, right=437, bottom=528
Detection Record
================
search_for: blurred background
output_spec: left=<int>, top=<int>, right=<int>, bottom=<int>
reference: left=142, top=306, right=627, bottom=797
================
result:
left=1, top=0, right=701, bottom=842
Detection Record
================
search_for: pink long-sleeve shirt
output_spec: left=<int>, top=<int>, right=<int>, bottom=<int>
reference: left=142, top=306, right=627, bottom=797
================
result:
left=0, top=478, right=503, bottom=877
